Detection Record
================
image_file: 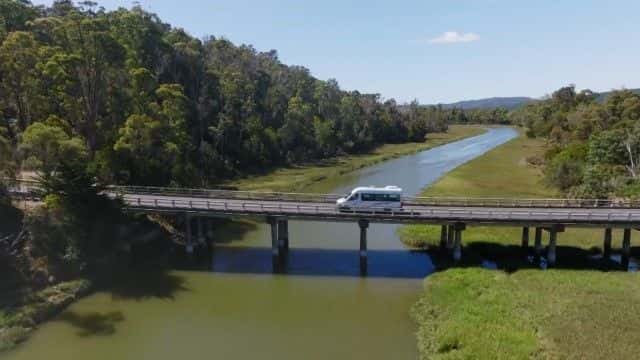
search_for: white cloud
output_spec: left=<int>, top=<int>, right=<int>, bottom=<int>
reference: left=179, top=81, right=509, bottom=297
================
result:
left=428, top=31, right=480, bottom=44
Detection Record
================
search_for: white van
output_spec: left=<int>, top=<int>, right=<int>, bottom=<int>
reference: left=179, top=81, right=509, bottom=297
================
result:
left=336, top=186, right=403, bottom=211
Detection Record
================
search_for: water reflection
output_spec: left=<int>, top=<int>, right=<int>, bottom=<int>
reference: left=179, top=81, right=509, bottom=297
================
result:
left=210, top=247, right=434, bottom=278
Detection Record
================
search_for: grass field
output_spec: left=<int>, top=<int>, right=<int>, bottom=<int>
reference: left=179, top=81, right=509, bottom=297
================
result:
left=400, top=132, right=640, bottom=359
left=228, top=125, right=486, bottom=192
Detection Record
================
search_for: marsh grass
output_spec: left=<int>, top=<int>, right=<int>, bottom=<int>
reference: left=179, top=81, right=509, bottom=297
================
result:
left=401, top=131, right=640, bottom=359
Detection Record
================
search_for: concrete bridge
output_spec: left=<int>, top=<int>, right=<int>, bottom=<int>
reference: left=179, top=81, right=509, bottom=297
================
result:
left=106, top=186, right=640, bottom=273
left=9, top=183, right=640, bottom=273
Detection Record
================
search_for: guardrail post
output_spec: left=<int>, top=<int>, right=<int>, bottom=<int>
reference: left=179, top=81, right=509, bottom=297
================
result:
left=622, top=228, right=631, bottom=270
left=359, top=219, right=370, bottom=276
left=603, top=228, right=612, bottom=259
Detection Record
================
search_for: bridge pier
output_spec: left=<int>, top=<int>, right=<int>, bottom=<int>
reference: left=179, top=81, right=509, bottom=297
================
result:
left=545, top=225, right=564, bottom=267
left=622, top=228, right=631, bottom=270
left=446, top=224, right=455, bottom=250
left=197, top=217, right=205, bottom=245
left=603, top=228, right=612, bottom=259
left=277, top=219, right=289, bottom=267
left=521, top=227, right=530, bottom=251
left=440, top=225, right=448, bottom=249
left=534, top=227, right=543, bottom=257
left=547, top=230, right=557, bottom=266
left=359, top=220, right=369, bottom=276
left=452, top=223, right=466, bottom=262
left=185, top=214, right=193, bottom=254
left=269, top=217, right=280, bottom=273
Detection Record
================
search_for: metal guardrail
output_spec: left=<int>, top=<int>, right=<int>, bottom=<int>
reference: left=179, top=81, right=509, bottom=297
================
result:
left=9, top=181, right=640, bottom=209
left=119, top=195, right=640, bottom=224
left=108, top=185, right=640, bottom=209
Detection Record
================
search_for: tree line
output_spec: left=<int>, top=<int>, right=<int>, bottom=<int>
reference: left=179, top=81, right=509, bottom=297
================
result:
left=511, top=85, right=640, bottom=198
left=0, top=0, right=455, bottom=192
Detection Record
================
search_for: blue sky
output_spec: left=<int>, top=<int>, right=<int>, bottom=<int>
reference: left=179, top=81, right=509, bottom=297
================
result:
left=32, top=0, right=640, bottom=103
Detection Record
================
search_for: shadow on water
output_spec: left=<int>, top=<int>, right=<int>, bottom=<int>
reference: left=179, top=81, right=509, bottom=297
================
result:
left=427, top=242, right=639, bottom=274
left=57, top=311, right=125, bottom=337
left=106, top=270, right=189, bottom=301
left=204, top=246, right=435, bottom=279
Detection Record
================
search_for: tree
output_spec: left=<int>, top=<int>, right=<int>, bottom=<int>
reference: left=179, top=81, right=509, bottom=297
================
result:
left=0, top=31, right=42, bottom=130
left=19, top=122, right=88, bottom=175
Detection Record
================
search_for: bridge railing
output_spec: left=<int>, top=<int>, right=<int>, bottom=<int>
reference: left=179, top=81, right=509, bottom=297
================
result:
left=109, top=185, right=640, bottom=209
left=119, top=194, right=640, bottom=223
left=108, top=185, right=343, bottom=204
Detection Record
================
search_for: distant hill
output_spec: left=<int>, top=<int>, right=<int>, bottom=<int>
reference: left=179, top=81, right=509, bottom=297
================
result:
left=438, top=97, right=535, bottom=110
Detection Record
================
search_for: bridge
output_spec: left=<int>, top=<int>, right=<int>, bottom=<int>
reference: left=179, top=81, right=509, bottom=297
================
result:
left=9, top=183, right=640, bottom=273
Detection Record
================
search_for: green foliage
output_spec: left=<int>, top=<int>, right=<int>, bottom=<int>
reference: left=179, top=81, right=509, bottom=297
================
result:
left=19, top=122, right=88, bottom=174
left=0, top=0, right=449, bottom=189
left=512, top=85, right=640, bottom=197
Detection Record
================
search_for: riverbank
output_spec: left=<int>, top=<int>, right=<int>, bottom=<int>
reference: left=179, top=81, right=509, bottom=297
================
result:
left=400, top=132, right=640, bottom=359
left=0, top=280, right=92, bottom=351
left=229, top=125, right=486, bottom=192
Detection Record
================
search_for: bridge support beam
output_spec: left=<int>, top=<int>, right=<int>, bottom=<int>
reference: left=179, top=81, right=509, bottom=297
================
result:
left=603, top=228, right=612, bottom=259
left=545, top=225, right=564, bottom=267
left=197, top=217, right=205, bottom=245
left=269, top=218, right=280, bottom=273
left=534, top=227, right=543, bottom=257
left=440, top=225, right=448, bottom=249
left=359, top=220, right=369, bottom=276
left=452, top=223, right=466, bottom=262
left=547, top=230, right=557, bottom=266
left=622, top=228, right=631, bottom=270
left=521, top=227, right=530, bottom=250
left=446, top=224, right=455, bottom=250
left=277, top=219, right=289, bottom=267
left=185, top=214, right=193, bottom=254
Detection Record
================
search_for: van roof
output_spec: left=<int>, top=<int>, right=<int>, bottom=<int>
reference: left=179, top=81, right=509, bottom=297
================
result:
left=351, top=186, right=403, bottom=193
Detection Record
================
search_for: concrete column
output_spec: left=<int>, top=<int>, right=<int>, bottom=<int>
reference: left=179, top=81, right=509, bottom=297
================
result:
left=603, top=228, right=612, bottom=259
left=185, top=214, right=193, bottom=254
left=521, top=227, right=530, bottom=249
left=359, top=220, right=369, bottom=276
left=534, top=227, right=543, bottom=256
left=446, top=224, right=455, bottom=250
left=269, top=218, right=279, bottom=273
left=440, top=225, right=448, bottom=249
left=277, top=218, right=289, bottom=258
left=622, top=228, right=631, bottom=269
left=547, top=229, right=557, bottom=266
left=197, top=217, right=205, bottom=244
left=453, top=229, right=462, bottom=262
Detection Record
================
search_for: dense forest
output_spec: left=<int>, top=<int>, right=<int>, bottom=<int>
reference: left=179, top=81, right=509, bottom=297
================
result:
left=511, top=85, right=640, bottom=198
left=0, top=0, right=461, bottom=194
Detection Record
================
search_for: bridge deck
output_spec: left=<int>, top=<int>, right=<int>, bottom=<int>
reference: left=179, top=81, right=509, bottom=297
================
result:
left=119, top=193, right=640, bottom=228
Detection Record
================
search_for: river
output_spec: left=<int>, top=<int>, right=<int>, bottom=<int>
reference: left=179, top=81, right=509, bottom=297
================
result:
left=4, top=127, right=518, bottom=360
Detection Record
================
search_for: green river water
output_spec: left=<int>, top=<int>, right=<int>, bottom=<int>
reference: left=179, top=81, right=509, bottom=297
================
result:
left=4, top=128, right=517, bottom=359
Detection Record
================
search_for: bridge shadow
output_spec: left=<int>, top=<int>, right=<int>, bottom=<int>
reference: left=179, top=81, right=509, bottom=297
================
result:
left=428, top=242, right=638, bottom=273
left=204, top=246, right=435, bottom=279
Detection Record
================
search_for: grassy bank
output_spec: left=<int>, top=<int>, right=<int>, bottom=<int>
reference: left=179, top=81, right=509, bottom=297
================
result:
left=229, top=125, right=486, bottom=192
left=0, top=280, right=92, bottom=351
left=401, top=132, right=640, bottom=359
